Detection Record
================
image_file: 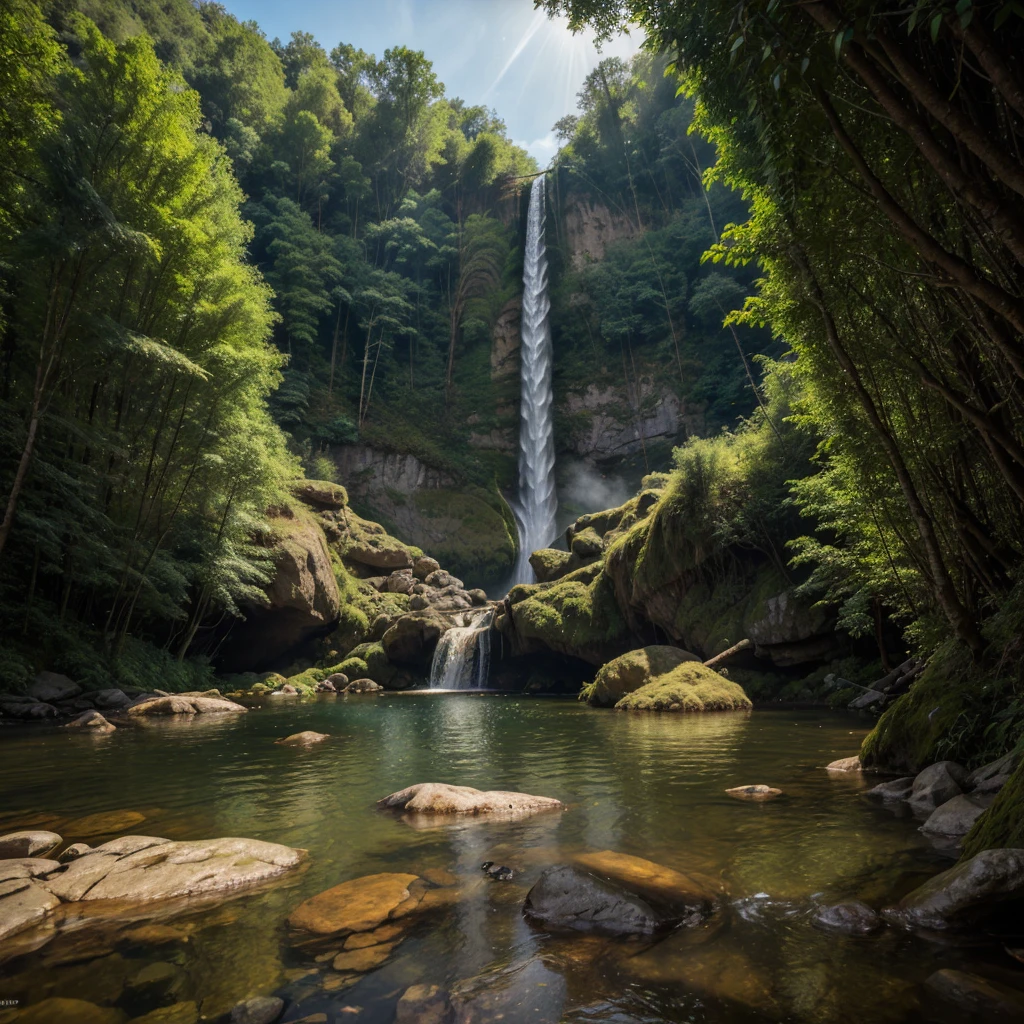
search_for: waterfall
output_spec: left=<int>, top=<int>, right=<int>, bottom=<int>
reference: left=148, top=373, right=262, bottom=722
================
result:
left=429, top=607, right=495, bottom=690
left=510, top=174, right=557, bottom=586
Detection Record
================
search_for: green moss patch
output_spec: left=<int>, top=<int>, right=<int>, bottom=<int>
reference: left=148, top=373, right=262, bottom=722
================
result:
left=412, top=487, right=516, bottom=578
left=962, top=752, right=1024, bottom=856
left=614, top=662, right=752, bottom=712
left=584, top=645, right=702, bottom=707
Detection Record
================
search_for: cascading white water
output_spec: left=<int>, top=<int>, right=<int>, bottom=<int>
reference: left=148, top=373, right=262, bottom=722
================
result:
left=429, top=607, right=495, bottom=689
left=510, top=174, right=557, bottom=586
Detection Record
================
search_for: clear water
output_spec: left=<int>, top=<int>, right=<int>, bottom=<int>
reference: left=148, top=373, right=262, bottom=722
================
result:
left=0, top=699, right=1018, bottom=1022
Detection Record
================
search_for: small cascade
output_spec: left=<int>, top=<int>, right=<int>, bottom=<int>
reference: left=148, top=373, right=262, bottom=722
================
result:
left=511, top=173, right=557, bottom=585
left=429, top=607, right=495, bottom=690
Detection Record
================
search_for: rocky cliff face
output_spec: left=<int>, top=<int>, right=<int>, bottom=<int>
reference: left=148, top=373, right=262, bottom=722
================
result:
left=562, top=194, right=640, bottom=269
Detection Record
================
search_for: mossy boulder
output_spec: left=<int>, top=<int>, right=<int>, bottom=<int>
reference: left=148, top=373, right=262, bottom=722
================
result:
left=333, top=656, right=368, bottom=681
left=584, top=646, right=702, bottom=707
left=570, top=527, right=604, bottom=558
left=962, top=753, right=1024, bottom=856
left=338, top=512, right=418, bottom=572
left=292, top=479, right=349, bottom=510
left=411, top=487, right=515, bottom=579
left=529, top=548, right=572, bottom=583
left=381, top=611, right=449, bottom=668
left=345, top=642, right=396, bottom=686
left=614, top=662, right=752, bottom=712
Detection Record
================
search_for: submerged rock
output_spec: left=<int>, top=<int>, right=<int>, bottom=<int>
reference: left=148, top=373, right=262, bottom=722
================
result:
left=377, top=783, right=563, bottom=820
left=343, top=678, right=382, bottom=693
left=908, top=761, right=967, bottom=813
left=925, top=968, right=1024, bottom=1020
left=725, top=785, right=782, bottom=801
left=229, top=995, right=285, bottom=1024
left=825, top=756, right=861, bottom=772
left=587, top=646, right=701, bottom=707
left=65, top=810, right=146, bottom=837
left=883, top=848, right=1024, bottom=930
left=523, top=864, right=678, bottom=937
left=0, top=875, right=61, bottom=940
left=811, top=901, right=883, bottom=935
left=287, top=872, right=420, bottom=937
left=276, top=731, right=330, bottom=747
left=0, top=831, right=62, bottom=859
left=65, top=710, right=116, bottom=733
left=867, top=777, right=915, bottom=801
left=396, top=983, right=450, bottom=1024
left=127, top=694, right=246, bottom=717
left=4, top=998, right=123, bottom=1024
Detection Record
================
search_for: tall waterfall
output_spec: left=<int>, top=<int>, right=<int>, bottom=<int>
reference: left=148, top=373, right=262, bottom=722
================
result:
left=511, top=174, right=557, bottom=585
left=429, top=608, right=495, bottom=690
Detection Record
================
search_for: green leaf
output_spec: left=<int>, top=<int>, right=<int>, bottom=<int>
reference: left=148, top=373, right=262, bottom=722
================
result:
left=930, top=12, right=943, bottom=39
left=730, top=35, right=745, bottom=53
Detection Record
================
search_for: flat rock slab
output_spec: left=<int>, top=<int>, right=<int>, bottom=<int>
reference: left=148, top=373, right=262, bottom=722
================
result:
left=523, top=864, right=679, bottom=937
left=0, top=858, right=61, bottom=882
left=883, top=848, right=1024, bottom=930
left=572, top=850, right=720, bottom=923
left=287, top=872, right=421, bottom=937
left=66, top=811, right=146, bottom=838
left=276, top=732, right=330, bottom=746
left=0, top=876, right=62, bottom=941
left=127, top=695, right=246, bottom=716
left=378, top=783, right=563, bottom=821
left=725, top=785, right=782, bottom=802
left=0, top=831, right=62, bottom=859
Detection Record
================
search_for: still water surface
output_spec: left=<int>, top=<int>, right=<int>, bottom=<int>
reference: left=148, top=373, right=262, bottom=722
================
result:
left=0, top=697, right=1014, bottom=1022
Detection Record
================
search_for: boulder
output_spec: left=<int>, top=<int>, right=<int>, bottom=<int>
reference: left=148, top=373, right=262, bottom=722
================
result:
left=615, top=662, right=752, bottom=712
left=408, top=594, right=429, bottom=611
left=883, top=847, right=1024, bottom=930
left=725, top=785, right=782, bottom=802
left=292, top=478, right=348, bottom=510
left=0, top=857, right=61, bottom=882
left=909, top=761, right=967, bottom=813
left=967, top=752, right=1018, bottom=789
left=377, top=783, right=563, bottom=821
left=89, top=688, right=130, bottom=709
left=529, top=548, right=572, bottom=583
left=523, top=864, right=678, bottom=937
left=0, top=876, right=61, bottom=940
left=65, top=710, right=116, bottom=733
left=467, top=588, right=488, bottom=606
left=381, top=611, right=449, bottom=667
left=273, top=684, right=298, bottom=695
left=315, top=679, right=336, bottom=692
left=0, top=699, right=57, bottom=720
left=276, top=731, right=330, bottom=747
left=323, top=673, right=349, bottom=689
left=287, top=872, right=421, bottom=937
left=59, top=843, right=91, bottom=863
left=344, top=679, right=382, bottom=694
left=866, top=777, right=914, bottom=801
left=811, top=901, right=882, bottom=935
left=340, top=512, right=415, bottom=571
left=825, top=756, right=861, bottom=772
left=384, top=570, right=417, bottom=595
left=44, top=836, right=304, bottom=903
left=920, top=794, right=992, bottom=836
left=28, top=671, right=81, bottom=703
left=0, top=830, right=62, bottom=858
left=230, top=995, right=285, bottom=1024
left=127, top=695, right=246, bottom=717
left=570, top=527, right=604, bottom=558
left=413, top=555, right=441, bottom=580
left=395, top=983, right=450, bottom=1024
left=924, top=968, right=1024, bottom=1020
left=587, top=646, right=701, bottom=707
left=425, top=569, right=462, bottom=590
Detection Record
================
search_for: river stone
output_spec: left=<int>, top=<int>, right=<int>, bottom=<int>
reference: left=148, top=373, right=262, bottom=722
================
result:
left=0, top=699, right=57, bottom=720
left=287, top=872, right=420, bottom=937
left=523, top=864, right=678, bottom=937
left=425, top=569, right=462, bottom=589
left=276, top=731, right=330, bottom=746
left=65, top=710, right=116, bottom=732
left=925, top=968, right=1024, bottom=1020
left=588, top=646, right=701, bottom=707
left=967, top=752, right=1019, bottom=789
left=343, top=922, right=405, bottom=949
left=127, top=694, right=246, bottom=716
left=4, top=998, right=124, bottom=1024
left=324, top=673, right=349, bottom=688
left=0, top=876, right=61, bottom=940
left=572, top=850, right=719, bottom=923
left=867, top=777, right=914, bottom=801
left=331, top=941, right=396, bottom=973
left=725, top=785, right=782, bottom=801
left=396, top=984, right=450, bottom=1024
left=125, top=960, right=190, bottom=1005
left=66, top=810, right=146, bottom=837
left=825, top=756, right=862, bottom=772
left=0, top=858, right=60, bottom=882
left=811, top=901, right=883, bottom=935
left=908, top=761, right=967, bottom=812
left=883, top=848, right=1024, bottom=930
left=920, top=793, right=992, bottom=836
left=344, top=679, right=382, bottom=693
left=377, top=783, right=563, bottom=819
left=28, top=671, right=82, bottom=703
left=467, top=589, right=488, bottom=606
left=59, top=842, right=92, bottom=863
left=413, top=555, right=441, bottom=580
left=230, top=995, right=285, bottom=1024
left=0, top=830, right=62, bottom=858
left=89, top=688, right=131, bottom=709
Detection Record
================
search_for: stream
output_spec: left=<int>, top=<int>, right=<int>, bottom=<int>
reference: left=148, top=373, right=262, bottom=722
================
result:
left=0, top=697, right=1015, bottom=1022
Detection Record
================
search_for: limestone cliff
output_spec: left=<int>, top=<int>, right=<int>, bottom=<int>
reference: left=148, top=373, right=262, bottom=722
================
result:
left=562, top=194, right=640, bottom=268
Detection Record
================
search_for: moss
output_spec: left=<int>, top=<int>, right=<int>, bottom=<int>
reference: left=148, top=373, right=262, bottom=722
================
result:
left=961, top=751, right=1024, bottom=856
left=529, top=548, right=572, bottom=583
left=412, top=486, right=515, bottom=578
left=334, top=656, right=368, bottom=680
left=345, top=641, right=397, bottom=685
left=585, top=645, right=701, bottom=707
left=614, top=662, right=753, bottom=712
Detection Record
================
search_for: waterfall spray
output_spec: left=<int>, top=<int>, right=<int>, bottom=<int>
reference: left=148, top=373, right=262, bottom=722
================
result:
left=511, top=174, right=557, bottom=585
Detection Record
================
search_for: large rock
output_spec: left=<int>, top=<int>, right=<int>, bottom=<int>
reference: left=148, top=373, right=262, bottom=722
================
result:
left=381, top=611, right=449, bottom=667
left=0, top=876, right=61, bottom=940
left=127, top=695, right=246, bottom=717
left=412, top=556, right=440, bottom=580
left=920, top=794, right=992, bottom=837
left=230, top=995, right=285, bottom=1024
left=377, top=783, right=563, bottom=821
left=529, top=548, right=572, bottom=584
left=924, top=968, right=1024, bottom=1020
left=909, top=761, right=967, bottom=812
left=0, top=858, right=61, bottom=882
left=586, top=646, right=701, bottom=707
left=867, top=777, right=915, bottom=801
left=811, top=901, right=882, bottom=935
left=338, top=509, right=416, bottom=570
left=0, top=831, right=62, bottom=859
left=65, top=710, right=116, bottom=733
left=276, top=731, right=330, bottom=747
left=883, top=848, right=1024, bottom=930
left=0, top=699, right=57, bottom=720
left=89, top=688, right=130, bottom=709
left=523, top=864, right=678, bottom=937
left=28, top=671, right=81, bottom=703
left=292, top=478, right=348, bottom=510
left=287, top=872, right=421, bottom=937
left=614, top=662, right=752, bottom=712
left=43, top=836, right=304, bottom=903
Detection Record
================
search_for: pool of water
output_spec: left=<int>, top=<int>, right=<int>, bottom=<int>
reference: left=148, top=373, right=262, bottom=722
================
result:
left=0, top=696, right=1018, bottom=1022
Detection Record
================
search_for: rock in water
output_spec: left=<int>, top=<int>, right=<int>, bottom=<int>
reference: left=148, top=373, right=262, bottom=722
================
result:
left=276, top=731, right=330, bottom=747
left=343, top=679, right=382, bottom=694
left=925, top=968, right=1024, bottom=1020
left=587, top=646, right=702, bottom=707
left=27, top=671, right=82, bottom=703
left=725, top=785, right=782, bottom=801
left=825, top=756, right=862, bottom=772
left=230, top=995, right=285, bottom=1024
left=908, top=761, right=967, bottom=812
left=0, top=830, right=62, bottom=859
left=866, top=777, right=914, bottom=801
left=65, top=710, right=116, bottom=733
left=395, top=984, right=450, bottom=1024
left=287, top=873, right=421, bottom=937
left=0, top=876, right=62, bottom=940
left=377, top=783, right=563, bottom=820
left=3, top=998, right=124, bottom=1024
left=613, top=661, right=752, bottom=712
left=523, top=864, right=678, bottom=937
left=883, top=848, right=1024, bottom=930
left=811, top=901, right=883, bottom=935
left=920, top=794, right=991, bottom=837
left=127, top=694, right=247, bottom=716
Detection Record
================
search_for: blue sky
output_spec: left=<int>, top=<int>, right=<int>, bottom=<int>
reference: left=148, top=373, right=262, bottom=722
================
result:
left=222, top=0, right=640, bottom=166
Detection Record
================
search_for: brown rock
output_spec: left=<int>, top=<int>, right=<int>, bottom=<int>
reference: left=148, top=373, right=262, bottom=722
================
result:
left=825, top=756, right=862, bottom=772
left=4, top=998, right=124, bottom=1024
left=343, top=679, right=382, bottom=694
left=276, top=732, right=330, bottom=747
left=343, top=922, right=405, bottom=949
left=127, top=695, right=246, bottom=717
left=130, top=1002, right=198, bottom=1024
left=0, top=830, right=62, bottom=858
left=65, top=810, right=146, bottom=838
left=331, top=941, right=397, bottom=973
left=287, top=873, right=420, bottom=937
left=377, top=783, right=563, bottom=820
left=64, top=710, right=116, bottom=732
left=413, top=556, right=441, bottom=580
left=381, top=611, right=449, bottom=667
left=925, top=968, right=1024, bottom=1020
left=0, top=857, right=61, bottom=882
left=396, top=983, right=450, bottom=1024
left=0, top=876, right=61, bottom=940
left=725, top=785, right=782, bottom=801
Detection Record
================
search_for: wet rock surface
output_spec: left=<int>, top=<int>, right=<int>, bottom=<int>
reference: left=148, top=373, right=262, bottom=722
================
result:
left=0, top=832, right=61, bottom=859
left=810, top=901, right=883, bottom=935
left=924, top=968, right=1024, bottom=1020
left=286, top=873, right=421, bottom=937
left=276, top=732, right=330, bottom=747
left=126, top=695, right=246, bottom=717
left=377, top=783, right=563, bottom=820
left=725, top=785, right=782, bottom=801
left=908, top=761, right=967, bottom=813
left=920, top=793, right=992, bottom=837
